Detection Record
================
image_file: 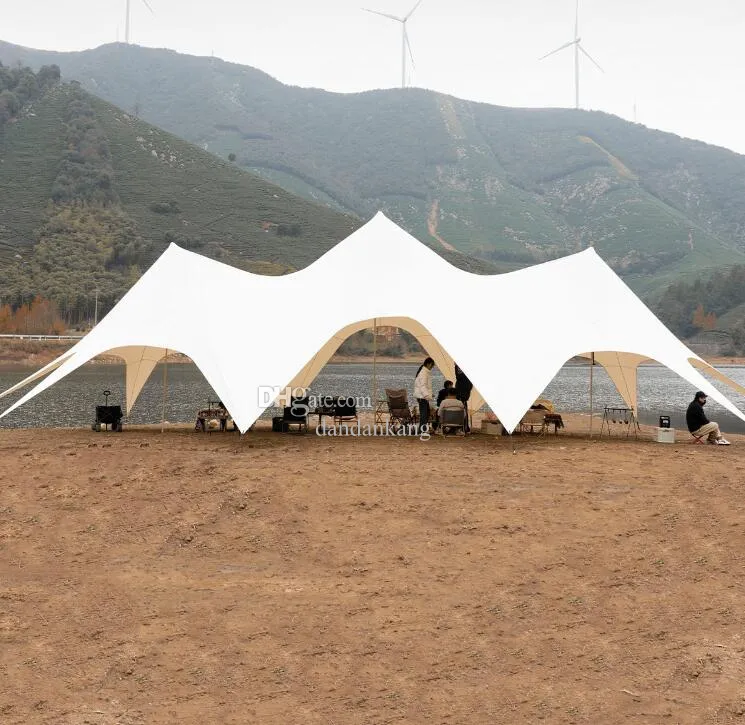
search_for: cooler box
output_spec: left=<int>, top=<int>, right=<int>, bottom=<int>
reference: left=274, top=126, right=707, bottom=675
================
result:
left=481, top=420, right=503, bottom=436
left=656, top=427, right=675, bottom=443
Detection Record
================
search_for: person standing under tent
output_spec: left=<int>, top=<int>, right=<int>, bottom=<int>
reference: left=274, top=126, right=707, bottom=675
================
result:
left=414, top=357, right=435, bottom=434
left=455, top=363, right=473, bottom=433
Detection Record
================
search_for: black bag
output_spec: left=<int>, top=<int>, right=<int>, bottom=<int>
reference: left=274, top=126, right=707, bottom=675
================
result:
left=272, top=416, right=287, bottom=432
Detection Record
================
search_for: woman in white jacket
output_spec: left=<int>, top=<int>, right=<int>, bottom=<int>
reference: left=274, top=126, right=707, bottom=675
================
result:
left=413, top=357, right=435, bottom=433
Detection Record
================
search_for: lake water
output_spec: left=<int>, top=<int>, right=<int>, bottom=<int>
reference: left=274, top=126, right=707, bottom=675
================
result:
left=1, top=362, right=745, bottom=432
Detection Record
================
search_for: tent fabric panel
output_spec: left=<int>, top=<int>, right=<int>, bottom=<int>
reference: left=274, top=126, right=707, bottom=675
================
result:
left=1, top=213, right=744, bottom=433
left=107, top=346, right=169, bottom=413
left=688, top=358, right=745, bottom=397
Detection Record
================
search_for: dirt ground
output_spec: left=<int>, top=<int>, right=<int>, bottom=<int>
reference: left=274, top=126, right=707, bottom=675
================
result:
left=2, top=418, right=745, bottom=724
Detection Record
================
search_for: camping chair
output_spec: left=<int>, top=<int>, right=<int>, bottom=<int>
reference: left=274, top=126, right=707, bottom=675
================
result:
left=519, top=409, right=547, bottom=435
left=332, top=397, right=358, bottom=426
left=439, top=405, right=466, bottom=435
left=282, top=396, right=309, bottom=432
left=689, top=432, right=705, bottom=444
left=385, top=388, right=415, bottom=431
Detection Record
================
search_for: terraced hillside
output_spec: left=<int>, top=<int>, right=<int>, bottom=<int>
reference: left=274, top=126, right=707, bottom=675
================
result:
left=3, top=40, right=745, bottom=297
left=0, top=77, right=498, bottom=324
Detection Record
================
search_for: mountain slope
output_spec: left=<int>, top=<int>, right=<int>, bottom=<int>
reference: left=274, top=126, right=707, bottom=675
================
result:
left=2, top=40, right=745, bottom=297
left=0, top=75, right=499, bottom=322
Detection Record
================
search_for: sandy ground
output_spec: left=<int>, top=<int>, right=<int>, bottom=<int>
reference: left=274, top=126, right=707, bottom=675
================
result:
left=2, top=417, right=745, bottom=724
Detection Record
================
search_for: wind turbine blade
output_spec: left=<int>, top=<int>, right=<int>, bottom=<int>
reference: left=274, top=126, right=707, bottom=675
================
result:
left=578, top=44, right=604, bottom=72
left=404, top=27, right=415, bottom=67
left=141, top=0, right=154, bottom=13
left=404, top=0, right=423, bottom=21
left=539, top=39, right=576, bottom=60
left=362, top=7, right=403, bottom=22
left=574, top=0, right=579, bottom=39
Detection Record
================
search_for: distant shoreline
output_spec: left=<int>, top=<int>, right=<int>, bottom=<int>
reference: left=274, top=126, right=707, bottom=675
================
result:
left=1, top=339, right=744, bottom=370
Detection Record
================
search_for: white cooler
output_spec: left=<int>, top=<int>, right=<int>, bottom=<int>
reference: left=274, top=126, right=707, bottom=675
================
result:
left=656, top=427, right=676, bottom=443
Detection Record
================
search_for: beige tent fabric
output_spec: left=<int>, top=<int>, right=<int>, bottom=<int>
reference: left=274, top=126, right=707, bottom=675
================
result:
left=108, top=346, right=169, bottom=413
left=287, top=316, right=456, bottom=402
left=286, top=316, right=485, bottom=413
left=688, top=358, right=745, bottom=397
left=576, top=351, right=650, bottom=413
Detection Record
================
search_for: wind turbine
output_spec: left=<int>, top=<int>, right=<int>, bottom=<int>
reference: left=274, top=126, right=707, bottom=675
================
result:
left=125, top=0, right=154, bottom=45
left=539, top=0, right=603, bottom=109
left=362, top=0, right=423, bottom=88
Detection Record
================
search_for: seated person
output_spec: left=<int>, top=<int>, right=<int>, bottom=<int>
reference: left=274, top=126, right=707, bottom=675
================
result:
left=686, top=391, right=730, bottom=445
left=436, top=380, right=454, bottom=407
left=437, top=388, right=465, bottom=435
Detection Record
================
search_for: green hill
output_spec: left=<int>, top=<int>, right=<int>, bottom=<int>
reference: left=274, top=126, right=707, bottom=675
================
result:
left=2, top=40, right=745, bottom=303
left=0, top=70, right=498, bottom=325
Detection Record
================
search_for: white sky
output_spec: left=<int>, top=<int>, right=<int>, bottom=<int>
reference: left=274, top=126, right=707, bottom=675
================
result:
left=4, top=0, right=745, bottom=154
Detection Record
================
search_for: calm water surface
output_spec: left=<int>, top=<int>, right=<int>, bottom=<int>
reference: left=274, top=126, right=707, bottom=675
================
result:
left=1, top=362, right=745, bottom=432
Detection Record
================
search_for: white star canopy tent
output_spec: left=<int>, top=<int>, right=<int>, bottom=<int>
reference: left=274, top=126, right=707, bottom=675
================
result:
left=2, top=212, right=744, bottom=432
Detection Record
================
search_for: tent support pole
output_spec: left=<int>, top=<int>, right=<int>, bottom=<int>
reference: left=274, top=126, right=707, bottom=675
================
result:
left=589, top=351, right=594, bottom=438
left=161, top=348, right=168, bottom=433
left=371, top=319, right=378, bottom=419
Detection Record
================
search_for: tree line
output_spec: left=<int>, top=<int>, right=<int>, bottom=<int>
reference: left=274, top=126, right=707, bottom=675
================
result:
left=1, top=70, right=151, bottom=329
left=654, top=264, right=745, bottom=351
left=0, top=61, right=59, bottom=127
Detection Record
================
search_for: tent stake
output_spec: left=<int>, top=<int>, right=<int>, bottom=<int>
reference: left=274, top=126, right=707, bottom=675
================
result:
left=161, top=348, right=168, bottom=433
left=589, top=351, right=594, bottom=438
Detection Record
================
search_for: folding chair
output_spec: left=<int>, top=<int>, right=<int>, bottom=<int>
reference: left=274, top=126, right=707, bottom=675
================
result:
left=385, top=388, right=415, bottom=431
left=439, top=405, right=466, bottom=435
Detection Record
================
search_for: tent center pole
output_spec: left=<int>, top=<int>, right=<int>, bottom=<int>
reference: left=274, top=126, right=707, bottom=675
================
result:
left=371, top=319, right=378, bottom=418
left=161, top=349, right=169, bottom=433
left=589, top=352, right=594, bottom=438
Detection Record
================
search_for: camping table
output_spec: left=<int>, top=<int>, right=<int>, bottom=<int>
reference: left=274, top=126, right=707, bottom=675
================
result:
left=195, top=408, right=229, bottom=432
left=313, top=405, right=335, bottom=429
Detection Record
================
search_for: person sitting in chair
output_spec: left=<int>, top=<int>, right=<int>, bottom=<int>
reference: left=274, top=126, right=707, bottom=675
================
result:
left=686, top=391, right=730, bottom=445
left=436, top=380, right=454, bottom=407
left=437, top=388, right=465, bottom=436
left=433, top=380, right=454, bottom=431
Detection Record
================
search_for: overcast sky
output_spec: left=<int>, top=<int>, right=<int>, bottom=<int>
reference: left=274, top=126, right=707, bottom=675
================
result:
left=4, top=0, right=745, bottom=154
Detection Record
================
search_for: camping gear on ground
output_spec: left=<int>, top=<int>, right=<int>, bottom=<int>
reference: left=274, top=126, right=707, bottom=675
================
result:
left=481, top=420, right=503, bottom=435
left=519, top=409, right=547, bottom=435
left=92, top=390, right=123, bottom=432
left=657, top=427, right=676, bottom=443
left=332, top=397, right=358, bottom=425
left=195, top=400, right=232, bottom=432
left=600, top=406, right=640, bottom=438
left=312, top=396, right=336, bottom=429
left=281, top=396, right=309, bottom=432
left=544, top=413, right=565, bottom=433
